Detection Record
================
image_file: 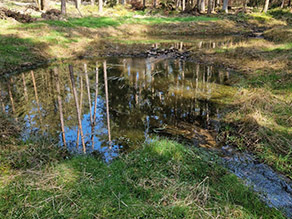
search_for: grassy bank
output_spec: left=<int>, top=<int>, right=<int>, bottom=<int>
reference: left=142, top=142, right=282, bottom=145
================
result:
left=190, top=35, right=292, bottom=178
left=0, top=114, right=283, bottom=218
left=1, top=3, right=288, bottom=75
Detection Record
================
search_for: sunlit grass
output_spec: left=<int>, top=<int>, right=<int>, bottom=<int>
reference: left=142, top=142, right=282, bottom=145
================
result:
left=0, top=136, right=284, bottom=218
left=39, top=15, right=219, bottom=28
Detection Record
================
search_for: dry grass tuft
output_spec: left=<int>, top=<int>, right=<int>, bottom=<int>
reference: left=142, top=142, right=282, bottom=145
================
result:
left=235, top=88, right=280, bottom=112
left=264, top=26, right=292, bottom=43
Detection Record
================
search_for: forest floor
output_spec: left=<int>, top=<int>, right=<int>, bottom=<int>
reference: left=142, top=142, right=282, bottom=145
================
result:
left=0, top=2, right=292, bottom=217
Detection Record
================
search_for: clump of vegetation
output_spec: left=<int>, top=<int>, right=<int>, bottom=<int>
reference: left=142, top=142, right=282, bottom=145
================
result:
left=0, top=113, right=68, bottom=173
left=264, top=26, right=292, bottom=43
left=0, top=135, right=284, bottom=218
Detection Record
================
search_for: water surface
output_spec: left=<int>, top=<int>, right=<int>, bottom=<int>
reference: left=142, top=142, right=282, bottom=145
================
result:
left=0, top=56, right=233, bottom=158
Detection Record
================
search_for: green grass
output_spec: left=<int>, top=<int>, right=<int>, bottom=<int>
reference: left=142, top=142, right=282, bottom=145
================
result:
left=0, top=134, right=284, bottom=218
left=40, top=15, right=219, bottom=28
left=0, top=35, right=46, bottom=74
left=268, top=8, right=292, bottom=24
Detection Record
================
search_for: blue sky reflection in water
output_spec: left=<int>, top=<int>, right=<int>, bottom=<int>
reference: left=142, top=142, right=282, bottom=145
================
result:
left=0, top=57, right=233, bottom=161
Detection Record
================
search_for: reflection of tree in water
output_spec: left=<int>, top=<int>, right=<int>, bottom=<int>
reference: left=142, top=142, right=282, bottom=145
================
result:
left=108, top=58, right=229, bottom=147
left=0, top=57, right=231, bottom=154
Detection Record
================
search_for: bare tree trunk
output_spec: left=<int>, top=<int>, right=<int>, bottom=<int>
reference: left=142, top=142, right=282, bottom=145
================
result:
left=22, top=73, right=32, bottom=126
left=143, top=0, right=146, bottom=8
left=84, top=64, right=93, bottom=127
left=263, top=0, right=269, bottom=12
left=76, top=74, right=83, bottom=148
left=222, top=0, right=228, bottom=12
left=208, top=0, right=213, bottom=13
left=31, top=71, right=42, bottom=124
left=176, top=0, right=181, bottom=8
left=7, top=79, right=16, bottom=120
left=84, top=63, right=95, bottom=148
left=61, top=0, right=66, bottom=15
left=288, top=0, right=291, bottom=7
left=243, top=0, right=247, bottom=12
left=35, top=0, right=41, bottom=10
left=76, top=0, right=81, bottom=9
left=153, top=0, right=157, bottom=7
left=215, top=0, right=220, bottom=7
left=69, top=65, right=86, bottom=153
left=182, top=0, right=186, bottom=10
left=91, top=0, right=95, bottom=5
left=281, top=0, right=285, bottom=8
left=0, top=84, right=5, bottom=113
left=196, top=0, right=200, bottom=9
left=41, top=0, right=48, bottom=10
left=91, top=63, right=99, bottom=148
left=53, top=68, right=67, bottom=148
left=75, top=0, right=83, bottom=16
left=103, top=61, right=112, bottom=146
left=99, top=0, right=103, bottom=13
left=200, top=0, right=205, bottom=12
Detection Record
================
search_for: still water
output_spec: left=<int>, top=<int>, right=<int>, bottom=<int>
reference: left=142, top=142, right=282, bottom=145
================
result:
left=1, top=41, right=292, bottom=216
left=0, top=57, right=233, bottom=159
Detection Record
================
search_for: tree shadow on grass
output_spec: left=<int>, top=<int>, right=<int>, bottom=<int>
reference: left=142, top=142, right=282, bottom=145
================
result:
left=268, top=9, right=292, bottom=25
left=42, top=16, right=122, bottom=28
left=0, top=34, right=48, bottom=76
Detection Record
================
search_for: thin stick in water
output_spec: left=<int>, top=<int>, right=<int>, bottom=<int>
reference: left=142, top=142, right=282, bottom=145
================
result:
left=53, top=68, right=67, bottom=148
left=31, top=70, right=42, bottom=124
left=69, top=65, right=86, bottom=153
left=76, top=74, right=83, bottom=148
left=104, top=61, right=112, bottom=146
left=91, top=62, right=99, bottom=148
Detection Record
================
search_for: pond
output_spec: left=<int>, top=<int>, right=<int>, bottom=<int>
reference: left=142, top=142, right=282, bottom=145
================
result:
left=0, top=55, right=234, bottom=159
left=1, top=37, right=292, bottom=217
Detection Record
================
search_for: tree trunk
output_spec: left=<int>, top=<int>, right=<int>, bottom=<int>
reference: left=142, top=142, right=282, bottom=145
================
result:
left=0, top=84, right=5, bottom=113
left=143, top=0, right=146, bottom=8
left=182, top=0, right=186, bottom=10
left=208, top=0, right=213, bottom=13
left=76, top=74, right=83, bottom=149
left=35, top=0, right=41, bottom=10
left=69, top=65, right=86, bottom=153
left=75, top=0, right=81, bottom=9
left=91, top=0, right=95, bottom=5
left=222, top=0, right=228, bottom=13
left=61, top=0, right=66, bottom=15
left=7, top=79, right=16, bottom=118
left=84, top=64, right=93, bottom=127
left=91, top=62, right=99, bottom=148
left=22, top=73, right=32, bottom=127
left=200, top=0, right=205, bottom=12
left=197, top=0, right=200, bottom=10
left=215, top=0, right=219, bottom=7
left=31, top=71, right=42, bottom=124
left=288, top=0, right=291, bottom=7
left=41, top=0, right=48, bottom=10
left=153, top=0, right=156, bottom=7
left=99, top=0, right=103, bottom=13
left=263, top=0, right=269, bottom=12
left=281, top=0, right=285, bottom=8
left=176, top=0, right=181, bottom=8
left=243, top=0, right=247, bottom=12
left=53, top=68, right=67, bottom=148
left=103, top=61, right=112, bottom=146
